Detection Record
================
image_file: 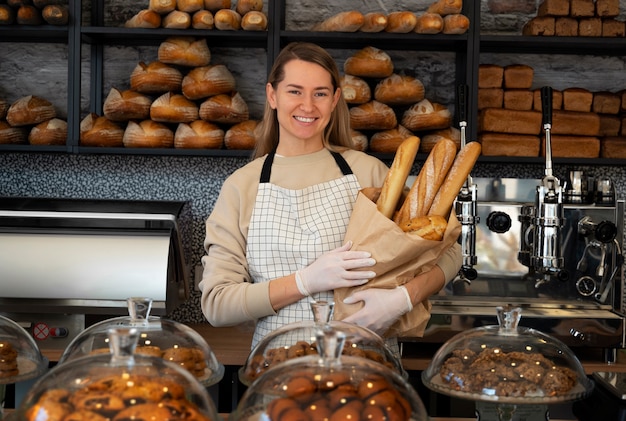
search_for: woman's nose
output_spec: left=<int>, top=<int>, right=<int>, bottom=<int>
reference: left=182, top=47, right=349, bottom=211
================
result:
left=299, top=95, right=314, bottom=111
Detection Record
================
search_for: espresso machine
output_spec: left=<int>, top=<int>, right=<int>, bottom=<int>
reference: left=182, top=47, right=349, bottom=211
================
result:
left=416, top=87, right=626, bottom=359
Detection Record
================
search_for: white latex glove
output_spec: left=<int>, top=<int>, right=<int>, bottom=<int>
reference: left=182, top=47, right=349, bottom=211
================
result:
left=297, top=241, right=376, bottom=296
left=340, top=286, right=413, bottom=337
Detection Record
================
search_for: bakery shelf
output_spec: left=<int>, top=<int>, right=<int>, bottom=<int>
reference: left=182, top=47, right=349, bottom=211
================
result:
left=480, top=35, right=626, bottom=56
left=0, top=26, right=69, bottom=43
left=71, top=146, right=254, bottom=157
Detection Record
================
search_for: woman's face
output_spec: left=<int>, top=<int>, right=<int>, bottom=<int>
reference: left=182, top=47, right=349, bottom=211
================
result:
left=267, top=59, right=341, bottom=152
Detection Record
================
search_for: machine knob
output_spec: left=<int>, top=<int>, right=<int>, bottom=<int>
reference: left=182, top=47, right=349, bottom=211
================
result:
left=461, top=267, right=478, bottom=281
left=486, top=211, right=512, bottom=233
left=595, top=220, right=617, bottom=243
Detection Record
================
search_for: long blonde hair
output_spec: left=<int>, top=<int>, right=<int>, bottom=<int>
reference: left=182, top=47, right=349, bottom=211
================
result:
left=252, top=42, right=353, bottom=159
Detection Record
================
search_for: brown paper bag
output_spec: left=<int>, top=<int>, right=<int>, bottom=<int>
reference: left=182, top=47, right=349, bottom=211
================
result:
left=333, top=189, right=461, bottom=338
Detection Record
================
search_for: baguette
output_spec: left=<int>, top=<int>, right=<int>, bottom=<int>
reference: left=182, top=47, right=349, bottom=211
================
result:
left=313, top=11, right=364, bottom=32
left=399, top=215, right=447, bottom=241
left=360, top=12, right=387, bottom=33
left=428, top=141, right=482, bottom=218
left=375, top=136, right=420, bottom=219
left=384, top=11, right=417, bottom=33
left=394, top=137, right=457, bottom=225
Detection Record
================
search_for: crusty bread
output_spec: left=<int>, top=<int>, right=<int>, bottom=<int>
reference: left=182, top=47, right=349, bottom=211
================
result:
left=79, top=113, right=124, bottom=147
left=349, top=100, right=397, bottom=130
left=384, top=11, right=417, bottom=33
left=570, top=0, right=595, bottom=17
left=17, top=5, right=43, bottom=25
left=176, top=0, right=204, bottom=13
left=175, top=120, right=224, bottom=149
left=162, top=10, right=191, bottom=29
left=374, top=74, right=425, bottom=106
left=599, top=114, right=621, bottom=136
left=192, top=10, right=214, bottom=29
left=562, top=87, right=593, bottom=112
left=478, top=108, right=542, bottom=135
left=401, top=99, right=452, bottom=132
left=504, top=89, right=534, bottom=111
left=537, top=0, right=570, bottom=16
left=150, top=92, right=199, bottom=123
left=182, top=64, right=236, bottom=100
left=555, top=16, right=578, bottom=36
left=199, top=92, right=249, bottom=124
left=414, top=12, right=443, bottom=34
left=130, top=61, right=183, bottom=94
left=149, top=0, right=176, bottom=14
left=158, top=36, right=211, bottom=67
left=350, top=129, right=368, bottom=151
left=0, top=4, right=15, bottom=25
left=400, top=215, right=447, bottom=241
left=601, top=136, right=626, bottom=158
left=103, top=88, right=152, bottom=121
left=427, top=0, right=463, bottom=16
left=478, top=88, right=503, bottom=109
left=478, top=64, right=504, bottom=88
left=28, top=118, right=67, bottom=145
left=6, top=95, right=56, bottom=127
left=593, top=91, right=621, bottom=114
left=340, top=74, right=371, bottom=104
left=125, top=9, right=161, bottom=28
left=241, top=11, right=267, bottom=30
left=597, top=0, right=620, bottom=17
left=203, top=0, right=230, bottom=12
left=376, top=135, right=420, bottom=219
left=369, top=125, right=414, bottom=153
left=313, top=10, right=364, bottom=32
left=42, top=4, right=69, bottom=25
left=214, top=9, right=241, bottom=30
left=542, top=135, right=600, bottom=158
left=552, top=110, right=600, bottom=136
left=0, top=121, right=27, bottom=144
left=503, top=64, right=534, bottom=89
left=344, top=46, right=394, bottom=78
left=224, top=119, right=258, bottom=149
left=235, top=0, right=263, bottom=15
left=479, top=132, right=540, bottom=157
left=522, top=16, right=555, bottom=36
left=360, top=12, right=387, bottom=33
left=579, top=17, right=602, bottom=36
left=420, top=127, right=460, bottom=153
left=442, top=14, right=470, bottom=34
left=428, top=141, right=482, bottom=218
left=123, top=120, right=174, bottom=148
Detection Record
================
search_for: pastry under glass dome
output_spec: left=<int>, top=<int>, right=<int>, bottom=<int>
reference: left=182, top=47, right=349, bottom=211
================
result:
left=232, top=326, right=428, bottom=421
left=12, top=327, right=221, bottom=421
left=0, top=314, right=48, bottom=385
left=238, top=300, right=406, bottom=386
left=59, top=297, right=224, bottom=387
left=422, top=305, right=594, bottom=406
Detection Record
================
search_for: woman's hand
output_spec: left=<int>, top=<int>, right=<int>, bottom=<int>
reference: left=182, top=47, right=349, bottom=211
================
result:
left=297, top=241, right=376, bottom=295
left=340, top=286, right=412, bottom=336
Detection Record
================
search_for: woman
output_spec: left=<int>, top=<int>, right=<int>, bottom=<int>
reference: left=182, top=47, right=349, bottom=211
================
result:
left=199, top=42, right=461, bottom=353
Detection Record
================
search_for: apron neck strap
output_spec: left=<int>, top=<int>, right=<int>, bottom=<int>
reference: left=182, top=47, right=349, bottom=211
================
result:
left=260, top=149, right=353, bottom=183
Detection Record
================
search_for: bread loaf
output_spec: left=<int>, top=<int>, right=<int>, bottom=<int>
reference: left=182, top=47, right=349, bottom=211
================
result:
left=344, top=46, right=393, bottom=78
left=130, top=61, right=183, bottom=94
left=479, top=132, right=540, bottom=157
left=0, top=5, right=15, bottom=25
left=478, top=64, right=504, bottom=88
left=394, top=137, right=457, bottom=225
left=203, top=0, right=231, bottom=12
left=537, top=0, right=570, bottom=16
left=360, top=12, right=387, bottom=33
left=79, top=113, right=124, bottom=147
left=570, top=0, right=595, bottom=17
left=503, top=64, right=533, bottom=89
left=601, top=136, right=626, bottom=158
left=176, top=0, right=204, bottom=13
left=427, top=0, right=463, bottom=16
left=0, top=121, right=27, bottom=144
left=400, top=215, right=448, bottom=241
left=401, top=99, right=452, bottom=132
left=42, top=5, right=68, bottom=25
left=174, top=120, right=224, bottom=149
left=478, top=108, right=542, bottom=135
left=192, top=10, right=214, bottom=29
left=28, top=118, right=67, bottom=145
left=241, top=11, right=267, bottom=30
left=478, top=88, right=503, bottom=109
left=522, top=16, right=555, bottom=36
left=578, top=18, right=602, bottom=36
left=542, top=135, right=600, bottom=158
left=503, top=89, right=533, bottom=111
left=313, top=11, right=364, bottom=32
left=158, top=36, right=211, bottom=67
left=224, top=119, right=258, bottom=149
left=376, top=136, right=420, bottom=219
left=150, top=92, right=199, bottom=123
left=349, top=100, right=397, bottom=130
left=350, top=129, right=368, bottom=151
left=103, top=88, right=152, bottom=121
left=235, top=0, right=263, bottom=15
left=340, top=74, right=371, bottom=105
left=125, top=9, right=161, bottom=28
left=597, top=0, right=620, bottom=17
left=17, top=5, right=42, bottom=25
left=551, top=110, right=600, bottom=136
left=598, top=114, right=620, bottom=136
left=414, top=12, right=443, bottom=34
left=182, top=64, right=236, bottom=100
left=593, top=91, right=621, bottom=114
left=374, top=74, right=425, bottom=106
left=555, top=17, right=578, bottom=36
left=149, top=0, right=176, bottom=14
left=199, top=92, right=249, bottom=124
left=214, top=9, right=241, bottom=30
left=369, top=125, right=414, bottom=153
left=442, top=14, right=470, bottom=34
left=162, top=10, right=191, bottom=29
left=563, top=88, right=592, bottom=112
left=429, top=141, right=482, bottom=218
left=420, top=127, right=460, bottom=153
left=123, top=120, right=174, bottom=148
left=6, top=95, right=56, bottom=127
left=384, top=11, right=417, bottom=33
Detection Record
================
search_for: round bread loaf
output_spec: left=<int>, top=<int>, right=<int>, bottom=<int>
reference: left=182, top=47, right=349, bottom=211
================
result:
left=130, top=61, right=183, bottom=94
left=0, top=120, right=27, bottom=144
left=344, top=46, right=394, bottom=78
left=224, top=119, right=258, bottom=149
left=384, top=11, right=417, bottom=33
left=158, top=36, right=211, bottom=67
left=29, top=118, right=67, bottom=146
left=124, top=9, right=161, bottom=28
left=123, top=120, right=174, bottom=148
left=150, top=92, right=199, bottom=123
left=349, top=100, right=397, bottom=130
left=214, top=9, right=242, bottom=30
left=369, top=125, right=414, bottom=153
left=340, top=74, right=371, bottom=104
left=148, top=0, right=176, bottom=14
left=203, top=0, right=231, bottom=13
left=192, top=10, right=214, bottom=29
left=199, top=92, right=249, bottom=124
left=182, top=64, right=237, bottom=100
left=103, top=88, right=152, bottom=122
left=79, top=113, right=124, bottom=147
left=241, top=10, right=267, bottom=31
left=421, top=127, right=461, bottom=153
left=350, top=129, right=368, bottom=151
left=442, top=13, right=470, bottom=34
left=175, top=120, right=224, bottom=149
left=401, top=99, right=452, bottom=132
left=176, top=0, right=204, bottom=13
left=236, top=0, right=264, bottom=15
left=162, top=10, right=192, bottom=29
left=414, top=12, right=444, bottom=34
left=374, top=74, right=425, bottom=106
left=7, top=95, right=57, bottom=127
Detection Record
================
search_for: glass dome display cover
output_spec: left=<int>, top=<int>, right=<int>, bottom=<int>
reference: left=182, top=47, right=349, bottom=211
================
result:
left=0, top=314, right=48, bottom=385
left=59, top=297, right=224, bottom=387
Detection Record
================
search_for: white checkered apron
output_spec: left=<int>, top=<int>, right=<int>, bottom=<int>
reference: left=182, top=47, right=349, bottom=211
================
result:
left=247, top=151, right=361, bottom=348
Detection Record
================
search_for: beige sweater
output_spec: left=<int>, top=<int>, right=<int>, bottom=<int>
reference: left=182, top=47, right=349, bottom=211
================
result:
left=200, top=148, right=461, bottom=326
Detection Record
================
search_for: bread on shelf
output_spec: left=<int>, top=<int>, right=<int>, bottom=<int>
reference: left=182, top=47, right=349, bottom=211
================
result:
left=125, top=9, right=161, bottom=28
left=123, top=120, right=174, bottom=148
left=150, top=92, right=199, bottom=123
left=344, top=46, right=394, bottom=78
left=479, top=132, right=540, bottom=157
left=374, top=74, right=425, bottom=106
left=384, top=11, right=417, bottom=33
left=214, top=9, right=242, bottom=30
left=442, top=14, right=470, bottom=34
left=79, top=113, right=124, bottom=147
left=6, top=95, right=56, bottom=127
left=130, top=61, right=183, bottom=94
left=350, top=129, right=368, bottom=151
left=199, top=92, right=249, bottom=124
left=103, top=88, right=152, bottom=122
left=340, top=74, right=371, bottom=105
left=349, top=100, right=397, bottom=130
left=241, top=11, right=267, bottom=31
left=29, top=118, right=67, bottom=146
left=235, top=0, right=264, bottom=15
left=224, top=119, right=259, bottom=149
left=401, top=99, right=452, bottom=132
left=175, top=120, right=224, bottom=149
left=369, top=125, right=414, bottom=153
left=158, top=36, right=211, bottom=67
left=182, top=64, right=236, bottom=100
left=0, top=121, right=27, bottom=144
left=360, top=12, right=388, bottom=33
left=414, top=12, right=444, bottom=34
